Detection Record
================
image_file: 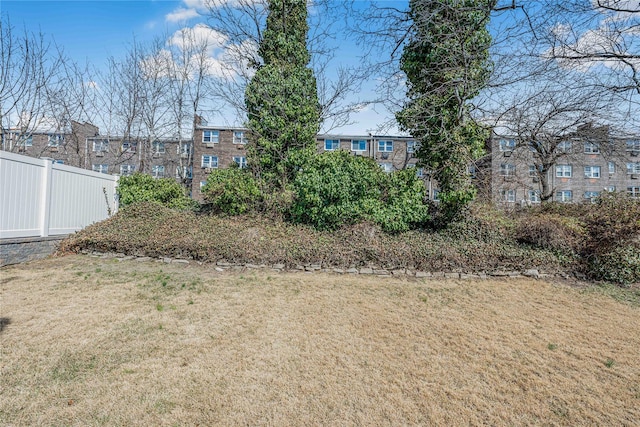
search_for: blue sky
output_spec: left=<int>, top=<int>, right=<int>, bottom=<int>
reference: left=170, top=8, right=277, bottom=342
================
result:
left=1, top=1, right=188, bottom=67
left=1, top=0, right=401, bottom=134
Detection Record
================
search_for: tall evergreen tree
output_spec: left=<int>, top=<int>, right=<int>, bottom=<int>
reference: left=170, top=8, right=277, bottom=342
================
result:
left=245, top=0, right=320, bottom=190
left=396, top=0, right=495, bottom=222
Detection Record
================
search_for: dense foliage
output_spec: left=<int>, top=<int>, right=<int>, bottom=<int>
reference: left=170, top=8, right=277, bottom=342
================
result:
left=60, top=201, right=564, bottom=273
left=513, top=193, right=640, bottom=285
left=62, top=193, right=640, bottom=285
left=289, top=151, right=429, bottom=232
left=201, top=165, right=262, bottom=215
left=116, top=173, right=195, bottom=210
left=397, top=0, right=494, bottom=223
left=244, top=0, right=320, bottom=190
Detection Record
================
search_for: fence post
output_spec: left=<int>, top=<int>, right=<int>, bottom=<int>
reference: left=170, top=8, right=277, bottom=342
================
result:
left=39, top=159, right=53, bottom=237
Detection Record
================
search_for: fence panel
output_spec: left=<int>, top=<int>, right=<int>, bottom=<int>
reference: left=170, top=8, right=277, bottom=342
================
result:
left=0, top=151, right=118, bottom=239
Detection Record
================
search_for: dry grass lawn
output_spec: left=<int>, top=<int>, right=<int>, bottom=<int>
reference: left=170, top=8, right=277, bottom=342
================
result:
left=1, top=255, right=639, bottom=426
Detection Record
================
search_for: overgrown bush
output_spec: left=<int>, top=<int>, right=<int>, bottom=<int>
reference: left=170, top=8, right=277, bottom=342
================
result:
left=588, top=244, right=640, bottom=285
left=515, top=213, right=585, bottom=254
left=444, top=203, right=514, bottom=242
left=60, top=201, right=565, bottom=272
left=201, top=165, right=262, bottom=215
left=289, top=151, right=385, bottom=229
left=582, top=193, right=640, bottom=284
left=289, top=151, right=429, bottom=232
left=375, top=168, right=431, bottom=232
left=117, top=173, right=195, bottom=210
left=583, top=192, right=640, bottom=253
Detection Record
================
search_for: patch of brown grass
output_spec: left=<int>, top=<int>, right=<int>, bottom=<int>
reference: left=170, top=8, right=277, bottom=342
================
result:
left=1, top=255, right=639, bottom=426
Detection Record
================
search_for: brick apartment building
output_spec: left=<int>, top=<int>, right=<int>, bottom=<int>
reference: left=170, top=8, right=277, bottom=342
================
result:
left=1, top=121, right=193, bottom=188
left=191, top=116, right=446, bottom=202
left=490, top=124, right=640, bottom=206
left=5, top=114, right=640, bottom=206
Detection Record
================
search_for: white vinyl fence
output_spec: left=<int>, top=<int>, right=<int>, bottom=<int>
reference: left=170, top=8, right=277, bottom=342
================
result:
left=0, top=151, right=118, bottom=239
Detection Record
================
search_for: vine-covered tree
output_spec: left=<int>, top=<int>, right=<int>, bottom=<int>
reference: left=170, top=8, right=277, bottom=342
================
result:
left=244, top=0, right=320, bottom=191
left=396, top=0, right=495, bottom=222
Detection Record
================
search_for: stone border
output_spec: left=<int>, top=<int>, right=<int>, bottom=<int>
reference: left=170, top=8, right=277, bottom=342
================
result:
left=80, top=250, right=567, bottom=280
left=0, top=236, right=67, bottom=267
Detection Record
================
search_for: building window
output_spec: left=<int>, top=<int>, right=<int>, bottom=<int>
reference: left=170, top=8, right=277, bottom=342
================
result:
left=378, top=140, right=393, bottom=152
left=202, top=155, right=218, bottom=168
left=606, top=185, right=616, bottom=192
left=584, top=141, right=600, bottom=154
left=93, top=140, right=108, bottom=152
left=176, top=166, right=193, bottom=179
left=468, top=165, right=477, bottom=178
left=324, top=139, right=340, bottom=151
left=556, top=164, right=572, bottom=178
left=233, top=156, right=247, bottom=169
left=92, top=164, right=109, bottom=174
left=151, top=165, right=165, bottom=178
left=407, top=141, right=416, bottom=153
left=152, top=141, right=165, bottom=154
left=500, top=163, right=515, bottom=176
left=584, top=191, right=600, bottom=201
left=626, top=140, right=640, bottom=152
left=627, top=163, right=640, bottom=174
left=200, top=181, right=207, bottom=189
left=410, top=165, right=424, bottom=178
left=499, top=139, right=515, bottom=151
left=120, top=164, right=135, bottom=176
left=528, top=141, right=542, bottom=152
left=20, top=135, right=33, bottom=147
left=379, top=162, right=393, bottom=173
left=121, top=141, right=136, bottom=152
left=528, top=190, right=541, bottom=203
left=203, top=130, right=219, bottom=143
left=628, top=187, right=640, bottom=197
left=351, top=140, right=367, bottom=151
left=233, top=131, right=248, bottom=144
left=178, top=143, right=191, bottom=156
left=528, top=165, right=543, bottom=177
left=48, top=134, right=64, bottom=146
left=584, top=165, right=601, bottom=178
left=500, top=189, right=516, bottom=202
left=608, top=161, right=615, bottom=175
left=556, top=190, right=573, bottom=202
left=557, top=140, right=572, bottom=153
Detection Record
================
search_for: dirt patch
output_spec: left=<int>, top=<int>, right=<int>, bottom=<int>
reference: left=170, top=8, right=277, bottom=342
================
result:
left=1, top=255, right=639, bottom=426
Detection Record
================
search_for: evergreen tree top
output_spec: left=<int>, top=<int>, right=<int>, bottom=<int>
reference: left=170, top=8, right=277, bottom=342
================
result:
left=258, top=0, right=311, bottom=67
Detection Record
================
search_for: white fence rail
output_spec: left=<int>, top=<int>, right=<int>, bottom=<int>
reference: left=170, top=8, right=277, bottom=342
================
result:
left=0, top=151, right=118, bottom=239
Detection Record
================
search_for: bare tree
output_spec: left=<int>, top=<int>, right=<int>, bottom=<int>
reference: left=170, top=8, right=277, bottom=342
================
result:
left=196, top=0, right=373, bottom=131
left=0, top=15, right=57, bottom=152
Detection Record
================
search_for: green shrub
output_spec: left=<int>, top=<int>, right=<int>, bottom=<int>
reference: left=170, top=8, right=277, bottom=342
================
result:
left=289, top=151, right=385, bottom=230
left=289, top=151, right=429, bottom=232
left=117, top=173, right=195, bottom=210
left=375, top=168, right=430, bottom=232
left=201, top=166, right=262, bottom=215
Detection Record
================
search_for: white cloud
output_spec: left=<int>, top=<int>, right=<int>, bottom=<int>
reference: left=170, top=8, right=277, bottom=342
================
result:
left=168, top=24, right=228, bottom=54
left=139, top=24, right=256, bottom=82
left=166, top=7, right=200, bottom=23
left=165, top=0, right=264, bottom=23
left=547, top=21, right=640, bottom=72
